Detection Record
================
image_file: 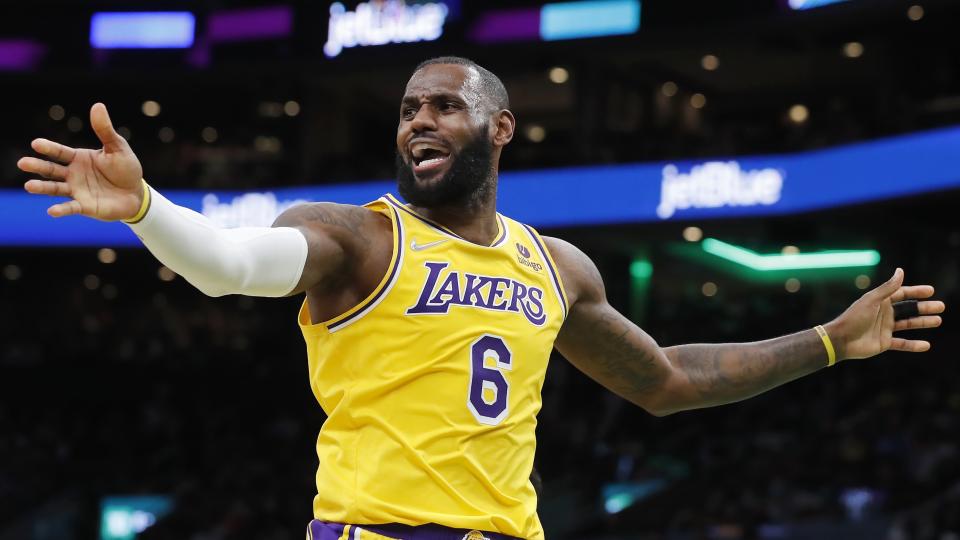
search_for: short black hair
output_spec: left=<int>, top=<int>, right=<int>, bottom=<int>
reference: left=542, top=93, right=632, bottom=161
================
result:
left=413, top=56, right=510, bottom=113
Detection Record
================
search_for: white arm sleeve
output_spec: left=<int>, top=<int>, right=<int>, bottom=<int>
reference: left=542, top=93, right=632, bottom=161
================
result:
left=127, top=188, right=309, bottom=297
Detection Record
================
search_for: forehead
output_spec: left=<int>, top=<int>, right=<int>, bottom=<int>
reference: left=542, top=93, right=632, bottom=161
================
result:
left=403, top=64, right=477, bottom=100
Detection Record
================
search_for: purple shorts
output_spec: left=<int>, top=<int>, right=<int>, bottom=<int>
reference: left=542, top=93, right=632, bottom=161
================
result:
left=307, top=520, right=523, bottom=540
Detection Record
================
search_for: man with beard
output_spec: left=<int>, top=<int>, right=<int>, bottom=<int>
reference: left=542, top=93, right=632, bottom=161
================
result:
left=18, top=57, right=945, bottom=540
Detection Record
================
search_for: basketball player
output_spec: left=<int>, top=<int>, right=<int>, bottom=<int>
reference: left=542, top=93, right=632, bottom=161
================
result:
left=18, top=57, right=945, bottom=540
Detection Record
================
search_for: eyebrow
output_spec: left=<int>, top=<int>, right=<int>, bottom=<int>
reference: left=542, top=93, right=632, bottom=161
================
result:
left=400, top=92, right=465, bottom=106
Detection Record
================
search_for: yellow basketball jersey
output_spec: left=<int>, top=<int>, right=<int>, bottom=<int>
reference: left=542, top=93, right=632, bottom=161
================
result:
left=298, top=194, right=568, bottom=540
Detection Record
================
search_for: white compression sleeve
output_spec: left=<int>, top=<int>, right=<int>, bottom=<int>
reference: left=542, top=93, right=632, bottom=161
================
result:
left=127, top=187, right=309, bottom=297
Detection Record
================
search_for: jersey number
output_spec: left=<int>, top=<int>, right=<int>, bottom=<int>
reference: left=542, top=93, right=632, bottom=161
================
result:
left=467, top=335, right=512, bottom=426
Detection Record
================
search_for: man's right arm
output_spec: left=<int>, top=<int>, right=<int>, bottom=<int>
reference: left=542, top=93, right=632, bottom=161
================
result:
left=127, top=189, right=373, bottom=298
left=18, top=102, right=371, bottom=298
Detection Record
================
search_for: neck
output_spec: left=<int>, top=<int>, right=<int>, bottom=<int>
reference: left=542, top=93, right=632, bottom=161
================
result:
left=409, top=179, right=499, bottom=245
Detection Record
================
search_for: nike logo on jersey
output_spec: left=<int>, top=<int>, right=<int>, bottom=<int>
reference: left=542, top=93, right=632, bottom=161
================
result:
left=410, top=239, right=449, bottom=251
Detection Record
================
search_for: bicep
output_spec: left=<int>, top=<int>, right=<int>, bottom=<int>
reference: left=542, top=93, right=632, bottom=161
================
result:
left=544, top=235, right=681, bottom=415
left=555, top=297, right=678, bottom=415
left=272, top=203, right=369, bottom=295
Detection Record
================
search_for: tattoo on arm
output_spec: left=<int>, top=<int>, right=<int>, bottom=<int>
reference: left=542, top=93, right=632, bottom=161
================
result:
left=665, top=329, right=828, bottom=409
left=550, top=236, right=672, bottom=407
left=291, top=203, right=367, bottom=240
left=582, top=310, right=670, bottom=398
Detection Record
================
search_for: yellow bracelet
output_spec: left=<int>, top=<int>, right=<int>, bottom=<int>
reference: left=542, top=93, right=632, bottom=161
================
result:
left=122, top=179, right=152, bottom=224
left=814, top=324, right=837, bottom=367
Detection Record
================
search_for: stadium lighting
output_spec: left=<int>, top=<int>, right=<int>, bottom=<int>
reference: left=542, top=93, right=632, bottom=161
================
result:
left=701, top=238, right=881, bottom=271
left=90, top=12, right=196, bottom=49
left=701, top=54, right=719, bottom=71
left=787, top=0, right=849, bottom=10
left=682, top=226, right=703, bottom=242
left=701, top=282, right=718, bottom=297
left=843, top=42, right=864, bottom=58
left=548, top=67, right=569, bottom=84
left=661, top=81, right=678, bottom=97
left=788, top=104, right=809, bottom=124
left=630, top=260, right=652, bottom=279
left=525, top=125, right=546, bottom=143
left=540, top=0, right=640, bottom=41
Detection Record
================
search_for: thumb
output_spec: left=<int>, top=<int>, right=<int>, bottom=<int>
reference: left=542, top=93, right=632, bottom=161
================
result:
left=90, top=103, right=124, bottom=151
left=869, top=267, right=904, bottom=300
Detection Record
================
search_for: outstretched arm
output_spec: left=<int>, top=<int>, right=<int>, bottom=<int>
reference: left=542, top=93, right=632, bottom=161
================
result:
left=546, top=237, right=945, bottom=417
left=18, top=103, right=377, bottom=297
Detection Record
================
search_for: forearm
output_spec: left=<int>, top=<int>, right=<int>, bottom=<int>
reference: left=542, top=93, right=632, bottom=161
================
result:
left=662, top=326, right=832, bottom=412
left=128, top=187, right=308, bottom=297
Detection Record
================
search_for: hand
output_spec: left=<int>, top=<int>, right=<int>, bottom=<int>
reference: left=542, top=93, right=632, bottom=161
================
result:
left=18, top=103, right=144, bottom=221
left=826, top=268, right=946, bottom=360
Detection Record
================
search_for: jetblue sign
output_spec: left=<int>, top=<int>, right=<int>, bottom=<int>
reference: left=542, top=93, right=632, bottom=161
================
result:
left=324, top=0, right=449, bottom=58
left=2, top=125, right=959, bottom=246
left=656, top=162, right=783, bottom=219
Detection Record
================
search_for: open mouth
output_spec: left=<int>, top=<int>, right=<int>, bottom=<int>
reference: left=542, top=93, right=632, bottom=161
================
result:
left=411, top=142, right=451, bottom=175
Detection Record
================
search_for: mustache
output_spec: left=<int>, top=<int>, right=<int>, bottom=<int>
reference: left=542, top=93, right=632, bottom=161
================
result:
left=401, top=134, right=453, bottom=160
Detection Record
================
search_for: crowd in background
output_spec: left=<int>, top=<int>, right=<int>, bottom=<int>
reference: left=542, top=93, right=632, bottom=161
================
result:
left=2, top=244, right=957, bottom=539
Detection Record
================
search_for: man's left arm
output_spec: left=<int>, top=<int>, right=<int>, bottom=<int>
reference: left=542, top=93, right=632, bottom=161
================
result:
left=545, top=237, right=946, bottom=417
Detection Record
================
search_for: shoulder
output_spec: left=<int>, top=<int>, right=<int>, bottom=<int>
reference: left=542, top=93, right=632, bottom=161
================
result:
left=272, top=202, right=393, bottom=295
left=273, top=201, right=389, bottom=237
left=542, top=236, right=605, bottom=307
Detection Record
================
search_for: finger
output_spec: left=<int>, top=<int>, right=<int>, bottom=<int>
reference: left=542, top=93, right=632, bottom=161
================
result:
left=17, top=156, right=69, bottom=180
left=891, top=285, right=935, bottom=302
left=90, top=103, right=125, bottom=152
left=919, top=300, right=946, bottom=315
left=894, top=315, right=942, bottom=331
left=889, top=338, right=930, bottom=352
left=31, top=138, right=77, bottom=163
left=24, top=179, right=72, bottom=197
left=47, top=200, right=83, bottom=218
left=868, top=268, right=904, bottom=300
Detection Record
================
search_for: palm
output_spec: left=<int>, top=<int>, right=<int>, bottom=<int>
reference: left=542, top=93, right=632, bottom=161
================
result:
left=838, top=296, right=894, bottom=359
left=19, top=103, right=144, bottom=221
left=830, top=268, right=944, bottom=361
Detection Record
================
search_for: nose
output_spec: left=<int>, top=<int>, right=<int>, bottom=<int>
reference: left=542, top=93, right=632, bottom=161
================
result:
left=409, top=104, right=438, bottom=133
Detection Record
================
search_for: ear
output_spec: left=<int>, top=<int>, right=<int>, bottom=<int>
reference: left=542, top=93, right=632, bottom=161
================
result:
left=491, top=109, right=515, bottom=148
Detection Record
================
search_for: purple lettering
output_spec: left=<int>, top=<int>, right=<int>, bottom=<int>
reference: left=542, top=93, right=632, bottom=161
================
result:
left=406, top=264, right=549, bottom=325
left=521, top=287, right=546, bottom=325
left=508, top=281, right=528, bottom=313
left=462, top=273, right=486, bottom=306
left=486, top=277, right=510, bottom=310
left=430, top=271, right=462, bottom=306
left=406, top=261, right=451, bottom=314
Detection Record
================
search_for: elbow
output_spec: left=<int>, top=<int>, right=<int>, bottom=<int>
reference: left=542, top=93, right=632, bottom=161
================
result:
left=184, top=275, right=236, bottom=298
left=635, top=389, right=684, bottom=418
left=643, top=403, right=677, bottom=418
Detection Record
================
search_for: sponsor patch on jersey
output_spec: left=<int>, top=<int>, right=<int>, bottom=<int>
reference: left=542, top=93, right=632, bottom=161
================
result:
left=461, top=531, right=490, bottom=540
left=515, top=242, right=543, bottom=273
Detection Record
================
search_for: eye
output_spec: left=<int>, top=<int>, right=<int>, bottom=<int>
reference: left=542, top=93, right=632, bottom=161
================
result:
left=401, top=107, right=417, bottom=119
left=441, top=101, right=460, bottom=111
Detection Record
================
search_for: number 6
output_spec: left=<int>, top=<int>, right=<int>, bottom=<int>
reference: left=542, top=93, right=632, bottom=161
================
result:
left=467, top=335, right=512, bottom=426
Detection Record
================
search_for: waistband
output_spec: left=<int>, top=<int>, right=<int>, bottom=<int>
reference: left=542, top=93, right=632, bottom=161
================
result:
left=308, top=519, right=524, bottom=540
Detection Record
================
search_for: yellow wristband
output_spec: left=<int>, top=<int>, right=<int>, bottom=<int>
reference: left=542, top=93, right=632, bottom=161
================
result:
left=814, top=324, right=837, bottom=367
left=122, top=180, right=151, bottom=224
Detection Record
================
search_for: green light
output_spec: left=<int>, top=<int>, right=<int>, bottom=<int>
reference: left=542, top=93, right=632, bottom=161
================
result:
left=701, top=238, right=880, bottom=271
left=630, top=259, right=653, bottom=279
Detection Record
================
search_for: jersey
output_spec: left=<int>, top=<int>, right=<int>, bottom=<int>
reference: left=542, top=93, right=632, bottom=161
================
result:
left=298, top=194, right=568, bottom=540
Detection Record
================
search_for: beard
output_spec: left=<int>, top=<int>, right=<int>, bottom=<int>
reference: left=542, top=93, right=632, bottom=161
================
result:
left=396, top=127, right=494, bottom=208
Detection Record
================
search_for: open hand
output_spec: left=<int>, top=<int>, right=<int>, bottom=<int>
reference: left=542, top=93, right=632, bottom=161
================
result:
left=828, top=268, right=946, bottom=360
left=18, top=103, right=144, bottom=221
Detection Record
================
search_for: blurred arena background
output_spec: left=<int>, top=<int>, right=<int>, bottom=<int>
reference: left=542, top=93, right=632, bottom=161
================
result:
left=1, top=0, right=959, bottom=539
